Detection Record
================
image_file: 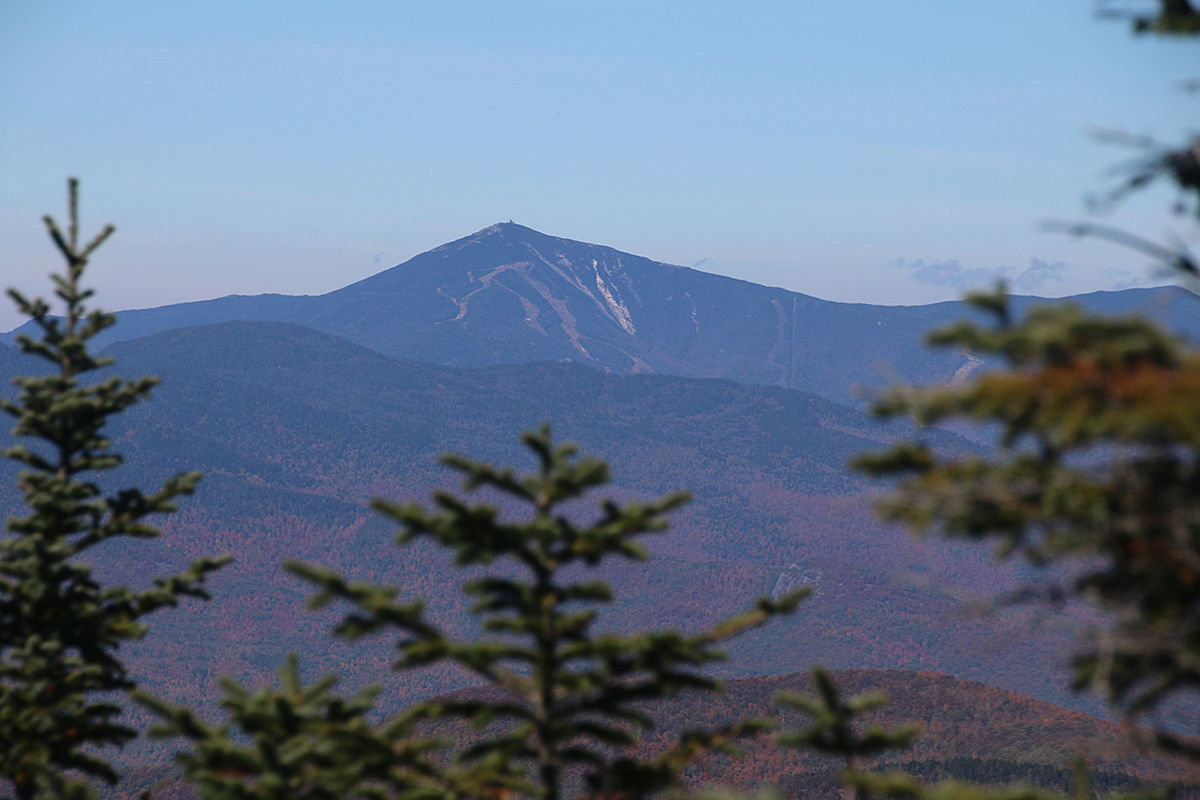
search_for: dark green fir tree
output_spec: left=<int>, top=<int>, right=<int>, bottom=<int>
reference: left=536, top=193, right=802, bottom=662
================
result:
left=776, top=666, right=917, bottom=800
left=137, top=653, right=480, bottom=800
left=290, top=426, right=807, bottom=800
left=0, top=179, right=230, bottom=800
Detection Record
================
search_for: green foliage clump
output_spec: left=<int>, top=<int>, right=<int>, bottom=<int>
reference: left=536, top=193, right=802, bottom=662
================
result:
left=1101, top=0, right=1200, bottom=35
left=0, top=180, right=229, bottom=799
left=137, top=654, right=472, bottom=800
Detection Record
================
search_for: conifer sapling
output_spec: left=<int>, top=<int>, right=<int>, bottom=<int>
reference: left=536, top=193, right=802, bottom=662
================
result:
left=288, top=425, right=809, bottom=800
left=0, top=179, right=230, bottom=799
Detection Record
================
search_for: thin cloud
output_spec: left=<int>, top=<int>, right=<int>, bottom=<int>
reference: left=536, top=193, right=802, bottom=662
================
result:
left=1100, top=266, right=1166, bottom=291
left=890, top=257, right=1068, bottom=292
left=1011, top=258, right=1067, bottom=292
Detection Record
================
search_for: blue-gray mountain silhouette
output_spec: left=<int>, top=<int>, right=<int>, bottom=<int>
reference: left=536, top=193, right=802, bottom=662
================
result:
left=6, top=222, right=1199, bottom=403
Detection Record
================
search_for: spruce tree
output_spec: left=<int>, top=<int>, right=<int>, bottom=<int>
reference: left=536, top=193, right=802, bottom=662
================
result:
left=853, top=289, right=1200, bottom=761
left=268, top=425, right=808, bottom=800
left=776, top=667, right=917, bottom=800
left=137, top=654, right=482, bottom=800
left=0, top=179, right=230, bottom=799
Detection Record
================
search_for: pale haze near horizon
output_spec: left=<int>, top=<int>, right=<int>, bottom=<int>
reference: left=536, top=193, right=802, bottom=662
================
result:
left=1, top=0, right=1195, bottom=334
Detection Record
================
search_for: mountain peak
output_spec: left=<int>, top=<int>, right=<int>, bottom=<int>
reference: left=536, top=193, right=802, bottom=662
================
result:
left=473, top=220, right=544, bottom=239
left=461, top=221, right=617, bottom=253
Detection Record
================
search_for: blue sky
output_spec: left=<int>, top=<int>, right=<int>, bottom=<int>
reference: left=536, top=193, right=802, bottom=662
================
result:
left=1, top=0, right=1195, bottom=332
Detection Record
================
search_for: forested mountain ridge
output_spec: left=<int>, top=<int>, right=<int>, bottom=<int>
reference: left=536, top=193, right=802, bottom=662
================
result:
left=0, top=320, right=1080, bottom=723
left=121, top=669, right=1191, bottom=800
left=6, top=223, right=1198, bottom=405
left=653, top=670, right=1197, bottom=793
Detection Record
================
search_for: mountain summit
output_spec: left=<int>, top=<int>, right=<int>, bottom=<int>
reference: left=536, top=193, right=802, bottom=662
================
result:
left=324, top=220, right=697, bottom=366
left=8, top=224, right=1198, bottom=403
left=321, top=219, right=803, bottom=376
